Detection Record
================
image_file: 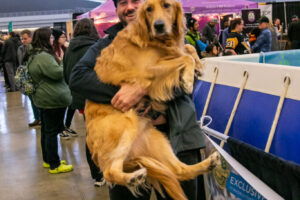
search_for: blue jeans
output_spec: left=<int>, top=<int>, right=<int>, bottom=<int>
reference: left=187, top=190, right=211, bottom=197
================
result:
left=29, top=96, right=40, bottom=121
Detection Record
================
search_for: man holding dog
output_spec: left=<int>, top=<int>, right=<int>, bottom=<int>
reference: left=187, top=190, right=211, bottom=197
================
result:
left=69, top=0, right=206, bottom=199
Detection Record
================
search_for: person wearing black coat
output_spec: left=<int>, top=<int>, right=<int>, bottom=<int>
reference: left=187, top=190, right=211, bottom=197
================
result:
left=2, top=32, right=21, bottom=92
left=62, top=18, right=105, bottom=186
left=69, top=0, right=206, bottom=199
left=288, top=19, right=300, bottom=49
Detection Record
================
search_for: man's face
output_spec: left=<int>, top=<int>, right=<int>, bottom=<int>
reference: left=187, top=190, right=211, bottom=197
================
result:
left=292, top=17, right=298, bottom=22
left=193, top=21, right=199, bottom=31
left=21, top=33, right=32, bottom=46
left=259, top=22, right=268, bottom=30
left=116, top=0, right=143, bottom=25
left=236, top=21, right=244, bottom=32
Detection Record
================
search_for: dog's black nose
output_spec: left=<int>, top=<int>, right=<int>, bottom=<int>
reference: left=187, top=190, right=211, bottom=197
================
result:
left=154, top=20, right=165, bottom=33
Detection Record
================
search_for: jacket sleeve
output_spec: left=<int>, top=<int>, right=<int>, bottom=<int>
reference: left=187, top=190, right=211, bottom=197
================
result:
left=252, top=31, right=266, bottom=52
left=69, top=40, right=119, bottom=104
left=288, top=24, right=293, bottom=41
left=17, top=46, right=22, bottom=66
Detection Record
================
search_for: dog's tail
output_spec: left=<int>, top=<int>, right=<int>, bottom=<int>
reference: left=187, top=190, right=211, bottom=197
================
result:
left=127, top=156, right=187, bottom=200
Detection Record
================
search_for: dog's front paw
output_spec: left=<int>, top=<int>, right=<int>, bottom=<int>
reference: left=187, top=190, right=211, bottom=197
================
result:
left=208, top=151, right=221, bottom=171
left=181, top=70, right=194, bottom=94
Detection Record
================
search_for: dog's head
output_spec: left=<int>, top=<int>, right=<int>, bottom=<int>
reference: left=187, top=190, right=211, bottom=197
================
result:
left=137, top=0, right=185, bottom=42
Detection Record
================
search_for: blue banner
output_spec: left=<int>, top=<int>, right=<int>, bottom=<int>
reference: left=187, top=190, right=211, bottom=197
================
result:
left=226, top=173, right=267, bottom=200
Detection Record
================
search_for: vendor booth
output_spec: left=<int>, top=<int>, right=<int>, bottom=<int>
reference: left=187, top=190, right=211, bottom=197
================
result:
left=78, top=0, right=258, bottom=36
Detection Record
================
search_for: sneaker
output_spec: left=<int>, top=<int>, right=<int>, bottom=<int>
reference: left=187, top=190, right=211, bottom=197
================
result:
left=49, top=163, right=73, bottom=174
left=43, top=160, right=67, bottom=168
left=59, top=131, right=71, bottom=140
left=28, top=120, right=41, bottom=127
left=64, top=127, right=78, bottom=137
left=94, top=178, right=106, bottom=187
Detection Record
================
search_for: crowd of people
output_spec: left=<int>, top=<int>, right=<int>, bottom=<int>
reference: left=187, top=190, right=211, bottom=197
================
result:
left=184, top=14, right=300, bottom=58
left=0, top=0, right=299, bottom=199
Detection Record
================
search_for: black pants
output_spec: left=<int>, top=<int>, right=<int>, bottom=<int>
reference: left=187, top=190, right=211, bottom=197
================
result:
left=108, top=149, right=205, bottom=200
left=83, top=114, right=103, bottom=181
left=40, top=107, right=66, bottom=169
left=65, top=106, right=75, bottom=128
left=86, top=144, right=103, bottom=180
left=4, top=62, right=16, bottom=91
left=291, top=40, right=300, bottom=49
left=2, top=64, right=10, bottom=87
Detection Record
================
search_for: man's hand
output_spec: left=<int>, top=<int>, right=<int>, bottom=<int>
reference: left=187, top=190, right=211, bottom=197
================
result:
left=152, top=115, right=167, bottom=125
left=111, top=83, right=147, bottom=112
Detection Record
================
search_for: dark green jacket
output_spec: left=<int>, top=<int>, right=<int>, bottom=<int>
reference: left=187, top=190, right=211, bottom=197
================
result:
left=69, top=23, right=205, bottom=153
left=63, top=35, right=98, bottom=110
left=28, top=51, right=71, bottom=109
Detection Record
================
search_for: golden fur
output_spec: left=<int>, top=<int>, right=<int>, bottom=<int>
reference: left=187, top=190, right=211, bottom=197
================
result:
left=85, top=0, right=220, bottom=199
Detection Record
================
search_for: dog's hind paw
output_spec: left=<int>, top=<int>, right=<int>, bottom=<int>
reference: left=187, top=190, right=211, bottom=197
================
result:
left=127, top=168, right=147, bottom=187
left=127, top=168, right=148, bottom=197
left=208, top=151, right=221, bottom=171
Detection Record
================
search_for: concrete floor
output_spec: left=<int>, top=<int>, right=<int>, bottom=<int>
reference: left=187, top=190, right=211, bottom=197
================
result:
left=0, top=77, right=109, bottom=200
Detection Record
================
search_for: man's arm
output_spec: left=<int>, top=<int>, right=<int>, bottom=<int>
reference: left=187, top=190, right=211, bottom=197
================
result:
left=69, top=39, right=147, bottom=110
left=288, top=24, right=293, bottom=41
left=252, top=31, right=266, bottom=52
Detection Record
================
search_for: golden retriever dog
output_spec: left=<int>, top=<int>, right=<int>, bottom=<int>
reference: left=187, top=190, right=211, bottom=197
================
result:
left=85, top=0, right=220, bottom=199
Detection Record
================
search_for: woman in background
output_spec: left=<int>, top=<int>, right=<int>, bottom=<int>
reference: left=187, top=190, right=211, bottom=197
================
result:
left=63, top=18, right=105, bottom=187
left=52, top=29, right=78, bottom=139
left=26, top=27, right=73, bottom=174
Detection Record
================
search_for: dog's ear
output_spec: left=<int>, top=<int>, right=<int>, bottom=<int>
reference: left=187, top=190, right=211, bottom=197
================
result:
left=131, top=3, right=150, bottom=46
left=173, top=1, right=185, bottom=41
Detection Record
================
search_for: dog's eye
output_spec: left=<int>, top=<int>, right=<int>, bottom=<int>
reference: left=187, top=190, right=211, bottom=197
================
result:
left=163, top=3, right=170, bottom=8
left=146, top=6, right=153, bottom=12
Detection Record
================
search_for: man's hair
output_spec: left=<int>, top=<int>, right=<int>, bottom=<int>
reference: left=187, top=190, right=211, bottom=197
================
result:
left=113, top=0, right=118, bottom=8
left=187, top=18, right=197, bottom=29
left=73, top=18, right=99, bottom=40
left=206, top=44, right=216, bottom=54
left=20, top=29, right=32, bottom=37
left=229, top=18, right=242, bottom=31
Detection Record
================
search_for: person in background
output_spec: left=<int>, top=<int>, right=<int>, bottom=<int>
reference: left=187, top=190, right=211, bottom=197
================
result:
left=220, top=20, right=230, bottom=47
left=273, top=18, right=282, bottom=39
left=52, top=29, right=78, bottom=139
left=291, top=15, right=299, bottom=22
left=52, top=29, right=67, bottom=62
left=2, top=32, right=21, bottom=92
left=25, top=27, right=73, bottom=174
left=201, top=43, right=218, bottom=58
left=269, top=21, right=279, bottom=51
left=62, top=18, right=105, bottom=187
left=225, top=18, right=250, bottom=55
left=18, top=30, right=41, bottom=127
left=69, top=0, right=206, bottom=199
left=202, top=18, right=218, bottom=43
left=185, top=17, right=202, bottom=58
left=288, top=15, right=300, bottom=49
left=252, top=16, right=272, bottom=53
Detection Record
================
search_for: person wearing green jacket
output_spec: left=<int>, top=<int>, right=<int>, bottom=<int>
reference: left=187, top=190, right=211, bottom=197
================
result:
left=26, top=27, right=73, bottom=174
left=185, top=18, right=203, bottom=58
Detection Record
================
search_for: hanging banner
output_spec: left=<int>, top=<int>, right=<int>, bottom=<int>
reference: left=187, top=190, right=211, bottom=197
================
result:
left=258, top=4, right=272, bottom=21
left=242, top=9, right=261, bottom=32
left=204, top=135, right=283, bottom=200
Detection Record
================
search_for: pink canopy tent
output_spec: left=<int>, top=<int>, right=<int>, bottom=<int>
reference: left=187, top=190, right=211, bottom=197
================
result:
left=181, top=0, right=258, bottom=14
left=77, top=0, right=118, bottom=37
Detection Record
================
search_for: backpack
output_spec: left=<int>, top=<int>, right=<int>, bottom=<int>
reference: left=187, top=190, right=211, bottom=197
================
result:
left=15, top=56, right=37, bottom=96
left=186, top=32, right=207, bottom=58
